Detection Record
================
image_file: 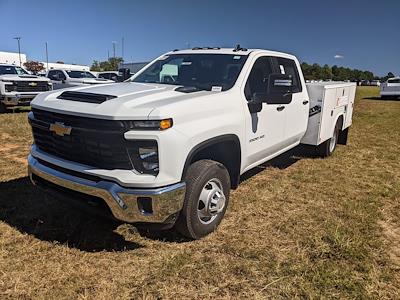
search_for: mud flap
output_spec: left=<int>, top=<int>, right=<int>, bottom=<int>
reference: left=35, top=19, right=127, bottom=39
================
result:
left=338, top=128, right=349, bottom=145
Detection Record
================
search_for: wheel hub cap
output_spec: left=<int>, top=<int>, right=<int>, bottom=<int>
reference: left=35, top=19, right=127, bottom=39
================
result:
left=197, top=179, right=226, bottom=224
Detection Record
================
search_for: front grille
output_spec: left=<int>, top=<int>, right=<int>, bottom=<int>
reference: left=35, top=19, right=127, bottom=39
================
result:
left=13, top=81, right=50, bottom=92
left=29, top=108, right=135, bottom=170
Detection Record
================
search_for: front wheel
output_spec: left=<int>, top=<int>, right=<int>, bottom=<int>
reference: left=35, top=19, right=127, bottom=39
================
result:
left=175, top=160, right=231, bottom=239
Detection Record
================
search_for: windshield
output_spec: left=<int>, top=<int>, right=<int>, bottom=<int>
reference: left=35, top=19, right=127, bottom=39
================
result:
left=388, top=78, right=400, bottom=83
left=132, top=54, right=248, bottom=91
left=66, top=71, right=96, bottom=78
left=0, top=66, right=29, bottom=75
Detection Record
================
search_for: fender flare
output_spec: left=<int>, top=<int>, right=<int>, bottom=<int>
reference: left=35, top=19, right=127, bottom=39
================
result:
left=181, top=134, right=242, bottom=186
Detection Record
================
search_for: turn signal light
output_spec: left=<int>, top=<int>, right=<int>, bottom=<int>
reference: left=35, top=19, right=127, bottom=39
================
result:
left=160, top=118, right=173, bottom=130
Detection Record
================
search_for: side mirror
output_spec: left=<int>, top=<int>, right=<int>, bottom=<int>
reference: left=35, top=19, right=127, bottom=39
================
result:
left=266, top=73, right=294, bottom=104
left=268, top=73, right=293, bottom=95
left=247, top=93, right=265, bottom=114
left=118, top=68, right=131, bottom=81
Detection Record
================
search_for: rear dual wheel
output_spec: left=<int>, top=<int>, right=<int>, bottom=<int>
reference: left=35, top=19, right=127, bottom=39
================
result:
left=317, top=121, right=341, bottom=157
left=175, top=160, right=230, bottom=239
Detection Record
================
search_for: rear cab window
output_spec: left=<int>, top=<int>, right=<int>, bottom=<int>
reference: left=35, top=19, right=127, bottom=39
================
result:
left=274, top=57, right=302, bottom=93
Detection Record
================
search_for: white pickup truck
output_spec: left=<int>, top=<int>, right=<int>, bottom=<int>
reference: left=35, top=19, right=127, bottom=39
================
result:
left=0, top=64, right=52, bottom=112
left=47, top=69, right=114, bottom=90
left=380, top=77, right=400, bottom=99
left=28, top=47, right=356, bottom=239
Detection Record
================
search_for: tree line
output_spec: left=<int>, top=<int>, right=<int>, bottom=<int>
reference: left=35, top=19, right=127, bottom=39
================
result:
left=301, top=62, right=395, bottom=82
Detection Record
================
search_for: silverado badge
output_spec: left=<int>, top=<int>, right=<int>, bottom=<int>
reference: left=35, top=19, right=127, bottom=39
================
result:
left=49, top=122, right=72, bottom=137
left=29, top=82, right=38, bottom=86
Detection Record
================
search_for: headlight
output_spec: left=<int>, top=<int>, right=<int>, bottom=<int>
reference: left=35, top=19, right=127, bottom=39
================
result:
left=129, top=140, right=159, bottom=175
left=124, top=118, right=173, bottom=130
left=4, top=82, right=17, bottom=92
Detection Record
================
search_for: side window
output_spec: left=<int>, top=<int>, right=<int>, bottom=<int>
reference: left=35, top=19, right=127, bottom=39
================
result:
left=47, top=70, right=56, bottom=80
left=57, top=70, right=66, bottom=80
left=275, top=57, right=302, bottom=93
left=98, top=73, right=108, bottom=79
left=244, top=56, right=274, bottom=101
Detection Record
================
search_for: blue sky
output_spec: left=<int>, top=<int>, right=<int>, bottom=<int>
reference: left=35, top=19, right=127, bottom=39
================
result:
left=0, top=0, right=399, bottom=76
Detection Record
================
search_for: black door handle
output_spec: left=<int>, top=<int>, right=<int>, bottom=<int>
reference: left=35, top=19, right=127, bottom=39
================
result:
left=303, top=100, right=309, bottom=105
left=277, top=106, right=285, bottom=111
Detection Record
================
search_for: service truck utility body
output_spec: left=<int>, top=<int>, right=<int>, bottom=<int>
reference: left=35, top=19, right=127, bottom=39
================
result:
left=28, top=48, right=356, bottom=239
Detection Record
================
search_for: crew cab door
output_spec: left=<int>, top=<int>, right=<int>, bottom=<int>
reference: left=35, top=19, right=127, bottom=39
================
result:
left=272, top=57, right=309, bottom=144
left=242, top=56, right=287, bottom=169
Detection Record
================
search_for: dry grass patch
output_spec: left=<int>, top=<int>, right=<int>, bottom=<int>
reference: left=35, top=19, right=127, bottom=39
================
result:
left=0, top=87, right=399, bottom=299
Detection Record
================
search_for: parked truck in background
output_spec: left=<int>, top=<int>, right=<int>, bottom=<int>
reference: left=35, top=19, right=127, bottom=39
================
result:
left=380, top=77, right=400, bottom=99
left=0, top=64, right=52, bottom=112
left=47, top=69, right=114, bottom=89
left=28, top=47, right=356, bottom=239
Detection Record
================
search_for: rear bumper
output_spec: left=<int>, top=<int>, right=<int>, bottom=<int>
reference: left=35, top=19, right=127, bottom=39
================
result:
left=28, top=155, right=186, bottom=224
left=380, top=90, right=400, bottom=96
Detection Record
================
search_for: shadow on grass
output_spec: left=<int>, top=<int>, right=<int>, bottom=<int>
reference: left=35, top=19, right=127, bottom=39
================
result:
left=362, top=96, right=399, bottom=101
left=240, top=144, right=319, bottom=183
left=0, top=177, right=144, bottom=252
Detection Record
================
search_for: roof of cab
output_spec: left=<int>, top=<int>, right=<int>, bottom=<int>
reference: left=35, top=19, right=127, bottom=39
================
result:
left=165, top=48, right=297, bottom=60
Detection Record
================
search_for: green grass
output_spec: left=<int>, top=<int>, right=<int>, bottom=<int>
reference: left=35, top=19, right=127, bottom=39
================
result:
left=0, top=87, right=399, bottom=299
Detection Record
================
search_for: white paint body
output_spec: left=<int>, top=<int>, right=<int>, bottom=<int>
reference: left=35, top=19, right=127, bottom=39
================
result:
left=31, top=49, right=355, bottom=188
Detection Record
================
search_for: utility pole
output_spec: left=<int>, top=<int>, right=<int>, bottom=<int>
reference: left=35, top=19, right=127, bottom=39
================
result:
left=112, top=41, right=116, bottom=58
left=14, top=37, right=22, bottom=66
left=107, top=50, right=110, bottom=60
left=122, top=37, right=124, bottom=61
left=45, top=42, right=49, bottom=71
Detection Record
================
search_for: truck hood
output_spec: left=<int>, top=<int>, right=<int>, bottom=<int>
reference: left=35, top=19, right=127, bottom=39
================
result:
left=0, top=74, right=50, bottom=82
left=31, top=82, right=215, bottom=120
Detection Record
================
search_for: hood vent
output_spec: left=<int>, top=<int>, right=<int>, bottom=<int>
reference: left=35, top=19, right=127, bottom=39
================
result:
left=57, top=91, right=117, bottom=104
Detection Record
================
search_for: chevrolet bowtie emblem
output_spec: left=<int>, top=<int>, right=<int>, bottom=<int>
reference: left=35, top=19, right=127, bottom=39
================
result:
left=29, top=82, right=38, bottom=86
left=49, top=122, right=72, bottom=137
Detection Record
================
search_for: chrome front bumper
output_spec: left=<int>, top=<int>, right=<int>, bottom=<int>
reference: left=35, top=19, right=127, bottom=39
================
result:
left=1, top=93, right=37, bottom=106
left=28, top=155, right=186, bottom=224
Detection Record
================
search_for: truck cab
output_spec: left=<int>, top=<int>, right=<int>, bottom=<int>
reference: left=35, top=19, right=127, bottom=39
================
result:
left=47, top=69, right=114, bottom=89
left=28, top=47, right=354, bottom=239
left=0, top=64, right=52, bottom=112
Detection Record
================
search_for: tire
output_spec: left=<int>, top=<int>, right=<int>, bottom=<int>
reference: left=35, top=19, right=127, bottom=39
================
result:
left=174, top=159, right=231, bottom=239
left=0, top=102, right=6, bottom=113
left=317, top=121, right=340, bottom=157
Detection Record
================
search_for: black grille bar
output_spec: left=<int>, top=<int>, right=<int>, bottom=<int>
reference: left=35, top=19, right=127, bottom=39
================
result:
left=12, top=81, right=50, bottom=92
